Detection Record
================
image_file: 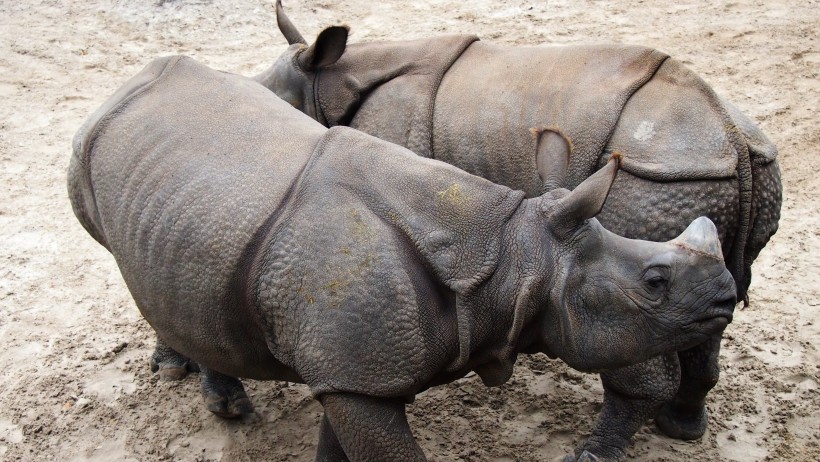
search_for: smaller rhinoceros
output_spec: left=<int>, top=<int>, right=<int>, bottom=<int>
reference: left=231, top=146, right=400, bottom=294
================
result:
left=68, top=55, right=736, bottom=461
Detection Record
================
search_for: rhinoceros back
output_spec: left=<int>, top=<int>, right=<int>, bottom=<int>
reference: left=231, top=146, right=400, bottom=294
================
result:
left=433, top=42, right=669, bottom=197
left=68, top=56, right=325, bottom=376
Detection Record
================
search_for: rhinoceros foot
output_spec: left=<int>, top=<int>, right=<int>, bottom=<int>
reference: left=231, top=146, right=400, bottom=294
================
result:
left=562, top=449, right=607, bottom=462
left=655, top=401, right=708, bottom=440
left=200, top=367, right=254, bottom=419
left=149, top=341, right=200, bottom=381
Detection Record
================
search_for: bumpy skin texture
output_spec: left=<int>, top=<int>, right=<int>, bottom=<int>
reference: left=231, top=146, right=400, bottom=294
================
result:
left=70, top=56, right=738, bottom=461
left=258, top=12, right=782, bottom=459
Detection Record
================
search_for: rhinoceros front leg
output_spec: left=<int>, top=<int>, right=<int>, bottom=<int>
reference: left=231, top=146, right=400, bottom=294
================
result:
left=316, top=412, right=351, bottom=462
left=149, top=337, right=200, bottom=381
left=655, top=335, right=722, bottom=440
left=199, top=365, right=254, bottom=419
left=319, top=393, right=426, bottom=462
left=565, top=354, right=681, bottom=462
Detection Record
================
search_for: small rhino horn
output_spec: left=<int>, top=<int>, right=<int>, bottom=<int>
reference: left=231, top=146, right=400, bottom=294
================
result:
left=672, top=217, right=724, bottom=261
left=276, top=0, right=307, bottom=45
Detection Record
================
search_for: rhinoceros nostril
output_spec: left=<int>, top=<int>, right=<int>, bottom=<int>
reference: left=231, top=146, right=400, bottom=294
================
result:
left=715, top=288, right=736, bottom=306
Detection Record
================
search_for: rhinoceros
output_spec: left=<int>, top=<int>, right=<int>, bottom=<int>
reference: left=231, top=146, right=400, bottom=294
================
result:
left=244, top=4, right=784, bottom=461
left=69, top=55, right=737, bottom=462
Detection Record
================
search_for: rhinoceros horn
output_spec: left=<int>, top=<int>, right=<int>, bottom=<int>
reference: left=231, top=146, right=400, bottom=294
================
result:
left=276, top=0, right=306, bottom=45
left=672, top=216, right=724, bottom=261
left=549, top=153, right=620, bottom=235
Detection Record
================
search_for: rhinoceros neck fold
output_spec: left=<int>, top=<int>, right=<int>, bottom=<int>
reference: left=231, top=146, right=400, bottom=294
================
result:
left=316, top=34, right=478, bottom=157
left=307, top=126, right=526, bottom=294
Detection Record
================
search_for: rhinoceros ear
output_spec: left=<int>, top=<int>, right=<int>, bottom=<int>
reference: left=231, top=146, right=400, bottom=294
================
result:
left=548, top=153, right=620, bottom=233
left=298, top=26, right=349, bottom=72
left=276, top=0, right=307, bottom=45
left=533, top=127, right=572, bottom=192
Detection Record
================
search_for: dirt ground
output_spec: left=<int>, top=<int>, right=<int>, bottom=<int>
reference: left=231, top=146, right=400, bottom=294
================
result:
left=0, top=0, right=818, bottom=460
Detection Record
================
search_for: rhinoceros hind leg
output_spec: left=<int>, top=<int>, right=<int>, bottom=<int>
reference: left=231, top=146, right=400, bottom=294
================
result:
left=200, top=366, right=254, bottom=419
left=320, top=393, right=425, bottom=461
left=149, top=337, right=200, bottom=381
left=655, top=335, right=722, bottom=440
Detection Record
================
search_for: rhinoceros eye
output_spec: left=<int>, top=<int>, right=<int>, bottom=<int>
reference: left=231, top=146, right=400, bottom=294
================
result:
left=642, top=266, right=670, bottom=291
left=646, top=276, right=667, bottom=289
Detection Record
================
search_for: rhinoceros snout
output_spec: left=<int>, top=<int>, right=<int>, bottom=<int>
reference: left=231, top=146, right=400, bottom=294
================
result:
left=693, top=271, right=736, bottom=333
left=711, top=291, right=736, bottom=324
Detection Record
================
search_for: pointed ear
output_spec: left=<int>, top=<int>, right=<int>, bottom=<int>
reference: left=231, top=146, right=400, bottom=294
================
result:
left=276, top=0, right=307, bottom=45
left=548, top=153, right=620, bottom=233
left=298, top=26, right=349, bottom=71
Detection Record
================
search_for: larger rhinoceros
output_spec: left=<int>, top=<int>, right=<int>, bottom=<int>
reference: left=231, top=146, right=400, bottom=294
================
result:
left=69, top=55, right=737, bottom=462
left=247, top=3, right=781, bottom=461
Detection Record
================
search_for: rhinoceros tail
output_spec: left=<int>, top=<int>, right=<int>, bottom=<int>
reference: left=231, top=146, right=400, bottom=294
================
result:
left=742, top=158, right=782, bottom=304
left=723, top=100, right=782, bottom=304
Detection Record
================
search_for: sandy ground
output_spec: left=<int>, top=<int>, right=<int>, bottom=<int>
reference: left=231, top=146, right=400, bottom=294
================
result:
left=0, top=0, right=818, bottom=460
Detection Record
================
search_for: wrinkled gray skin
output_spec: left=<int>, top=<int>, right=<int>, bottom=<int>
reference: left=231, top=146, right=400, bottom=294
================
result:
left=244, top=3, right=781, bottom=460
left=69, top=56, right=737, bottom=462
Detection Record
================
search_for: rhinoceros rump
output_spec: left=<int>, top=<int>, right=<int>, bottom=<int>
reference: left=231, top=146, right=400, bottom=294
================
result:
left=69, top=56, right=736, bottom=462
left=252, top=4, right=783, bottom=460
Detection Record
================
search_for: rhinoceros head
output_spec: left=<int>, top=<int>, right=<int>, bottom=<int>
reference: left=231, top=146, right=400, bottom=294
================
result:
left=254, top=1, right=348, bottom=120
left=534, top=155, right=736, bottom=372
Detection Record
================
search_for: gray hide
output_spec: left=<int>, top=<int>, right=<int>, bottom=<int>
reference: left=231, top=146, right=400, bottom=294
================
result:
left=69, top=56, right=736, bottom=461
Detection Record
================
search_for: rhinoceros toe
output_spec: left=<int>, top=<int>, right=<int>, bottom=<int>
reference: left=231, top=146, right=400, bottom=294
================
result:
left=149, top=344, right=200, bottom=381
left=200, top=369, right=254, bottom=419
left=655, top=402, right=708, bottom=440
left=562, top=449, right=606, bottom=462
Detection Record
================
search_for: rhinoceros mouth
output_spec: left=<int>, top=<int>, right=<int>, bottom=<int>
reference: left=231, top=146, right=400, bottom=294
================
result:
left=697, top=313, right=731, bottom=331
left=691, top=298, right=735, bottom=330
